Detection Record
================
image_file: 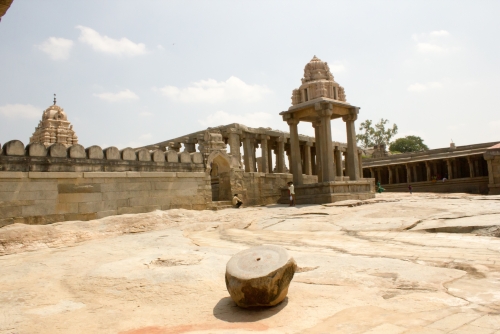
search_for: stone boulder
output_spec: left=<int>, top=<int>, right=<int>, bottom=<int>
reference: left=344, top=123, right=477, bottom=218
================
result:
left=225, top=244, right=297, bottom=308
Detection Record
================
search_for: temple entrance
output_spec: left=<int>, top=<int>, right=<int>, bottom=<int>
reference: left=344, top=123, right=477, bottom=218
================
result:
left=210, top=154, right=231, bottom=202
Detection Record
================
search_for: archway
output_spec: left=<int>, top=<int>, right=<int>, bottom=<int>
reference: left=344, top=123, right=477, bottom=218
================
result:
left=207, top=151, right=232, bottom=202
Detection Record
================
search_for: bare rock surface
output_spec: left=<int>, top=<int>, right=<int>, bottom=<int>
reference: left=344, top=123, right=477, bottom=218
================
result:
left=1, top=193, right=500, bottom=333
left=226, top=245, right=296, bottom=307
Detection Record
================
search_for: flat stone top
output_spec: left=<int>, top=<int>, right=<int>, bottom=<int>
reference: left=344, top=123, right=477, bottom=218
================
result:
left=226, top=245, right=291, bottom=280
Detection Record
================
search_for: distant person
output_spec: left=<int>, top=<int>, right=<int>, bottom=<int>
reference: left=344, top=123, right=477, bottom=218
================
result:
left=288, top=181, right=295, bottom=206
left=408, top=184, right=412, bottom=194
left=232, top=194, right=243, bottom=208
left=376, top=181, right=385, bottom=193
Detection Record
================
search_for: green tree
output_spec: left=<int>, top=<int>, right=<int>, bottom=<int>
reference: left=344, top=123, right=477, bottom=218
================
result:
left=356, top=119, right=398, bottom=148
left=389, top=136, right=429, bottom=153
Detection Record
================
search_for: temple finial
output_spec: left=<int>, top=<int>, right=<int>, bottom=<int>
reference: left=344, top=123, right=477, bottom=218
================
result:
left=53, top=93, right=56, bottom=105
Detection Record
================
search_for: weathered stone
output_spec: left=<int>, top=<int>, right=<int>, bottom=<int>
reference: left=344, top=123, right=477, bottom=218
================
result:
left=48, top=143, right=68, bottom=158
left=104, top=147, right=120, bottom=160
left=167, top=151, right=178, bottom=162
left=86, top=145, right=104, bottom=159
left=137, top=149, right=151, bottom=162
left=152, top=150, right=165, bottom=162
left=179, top=151, right=191, bottom=163
left=225, top=244, right=297, bottom=308
left=26, top=142, right=47, bottom=157
left=191, top=152, right=203, bottom=164
left=3, top=140, right=25, bottom=156
left=68, top=144, right=86, bottom=159
left=121, top=148, right=137, bottom=161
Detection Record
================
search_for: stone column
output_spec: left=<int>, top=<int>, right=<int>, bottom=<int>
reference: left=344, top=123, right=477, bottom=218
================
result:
left=358, top=150, right=363, bottom=179
left=227, top=130, right=241, bottom=161
left=316, top=104, right=335, bottom=182
left=425, top=161, right=431, bottom=181
left=268, top=140, right=274, bottom=173
left=467, top=157, right=475, bottom=177
left=377, top=168, right=381, bottom=184
left=388, top=167, right=393, bottom=184
left=312, top=120, right=323, bottom=182
left=169, top=142, right=182, bottom=152
left=334, top=146, right=342, bottom=177
left=395, top=166, right=400, bottom=183
left=370, top=168, right=375, bottom=179
left=342, top=152, right=349, bottom=176
left=259, top=135, right=270, bottom=174
left=311, top=146, right=317, bottom=175
left=343, top=109, right=360, bottom=181
left=277, top=137, right=285, bottom=173
left=286, top=118, right=303, bottom=185
left=432, top=162, right=438, bottom=178
left=446, top=159, right=453, bottom=179
left=412, top=164, right=418, bottom=182
left=406, top=164, right=412, bottom=183
left=304, top=141, right=313, bottom=176
left=242, top=134, right=255, bottom=173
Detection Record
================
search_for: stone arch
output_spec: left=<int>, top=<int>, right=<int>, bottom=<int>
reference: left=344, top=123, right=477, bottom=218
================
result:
left=206, top=150, right=232, bottom=201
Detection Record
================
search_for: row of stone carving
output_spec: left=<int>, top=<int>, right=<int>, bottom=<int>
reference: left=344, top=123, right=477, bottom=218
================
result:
left=0, top=140, right=203, bottom=164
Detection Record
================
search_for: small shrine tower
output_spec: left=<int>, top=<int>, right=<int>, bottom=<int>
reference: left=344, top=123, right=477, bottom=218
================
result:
left=29, top=95, right=78, bottom=147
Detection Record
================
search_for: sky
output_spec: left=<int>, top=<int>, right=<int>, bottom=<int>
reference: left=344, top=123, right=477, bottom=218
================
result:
left=1, top=0, right=499, bottom=151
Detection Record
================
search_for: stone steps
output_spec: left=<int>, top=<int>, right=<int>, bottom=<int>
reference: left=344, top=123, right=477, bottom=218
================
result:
left=207, top=201, right=234, bottom=211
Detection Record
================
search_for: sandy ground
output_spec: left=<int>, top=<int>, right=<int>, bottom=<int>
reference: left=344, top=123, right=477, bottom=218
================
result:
left=1, top=192, right=500, bottom=334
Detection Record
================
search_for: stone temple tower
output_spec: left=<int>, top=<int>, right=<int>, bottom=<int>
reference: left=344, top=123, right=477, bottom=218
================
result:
left=29, top=95, right=78, bottom=147
left=291, top=55, right=347, bottom=106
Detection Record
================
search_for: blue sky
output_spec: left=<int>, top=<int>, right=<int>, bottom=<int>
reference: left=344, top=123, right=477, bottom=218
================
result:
left=1, top=0, right=499, bottom=150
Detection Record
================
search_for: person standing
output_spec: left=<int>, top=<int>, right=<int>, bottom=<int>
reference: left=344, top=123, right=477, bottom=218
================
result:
left=288, top=182, right=295, bottom=206
left=232, top=194, right=243, bottom=208
left=408, top=184, right=412, bottom=194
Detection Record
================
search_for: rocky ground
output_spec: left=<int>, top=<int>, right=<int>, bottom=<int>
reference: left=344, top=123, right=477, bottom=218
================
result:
left=1, top=193, right=500, bottom=334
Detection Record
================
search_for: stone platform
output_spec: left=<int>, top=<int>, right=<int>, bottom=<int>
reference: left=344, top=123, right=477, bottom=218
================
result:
left=278, top=179, right=375, bottom=205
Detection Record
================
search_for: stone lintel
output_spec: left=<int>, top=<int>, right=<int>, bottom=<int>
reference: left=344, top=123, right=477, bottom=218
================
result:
left=0, top=172, right=28, bottom=178
left=29, top=172, right=82, bottom=179
left=83, top=172, right=127, bottom=178
left=177, top=172, right=205, bottom=178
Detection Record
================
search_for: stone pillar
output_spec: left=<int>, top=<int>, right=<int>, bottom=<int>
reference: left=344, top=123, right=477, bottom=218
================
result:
left=311, top=146, right=317, bottom=175
left=169, top=142, right=182, bottom=152
left=432, top=162, right=438, bottom=178
left=446, top=159, right=453, bottom=179
left=343, top=152, right=348, bottom=176
left=260, top=135, right=270, bottom=174
left=227, top=130, right=241, bottom=162
left=277, top=137, right=285, bottom=173
left=312, top=121, right=323, bottom=182
left=358, top=150, right=363, bottom=179
left=343, top=110, right=360, bottom=181
left=388, top=167, right=393, bottom=184
left=467, top=157, right=475, bottom=177
left=316, top=104, right=335, bottom=182
left=334, top=146, right=342, bottom=177
left=425, top=161, right=431, bottom=181
left=370, top=168, right=375, bottom=179
left=268, top=140, right=274, bottom=173
left=286, top=118, right=303, bottom=185
left=406, top=164, right=412, bottom=183
left=412, top=164, right=418, bottom=182
left=395, top=166, right=400, bottom=183
left=377, top=168, right=381, bottom=184
left=242, top=134, right=255, bottom=173
left=304, top=141, right=313, bottom=176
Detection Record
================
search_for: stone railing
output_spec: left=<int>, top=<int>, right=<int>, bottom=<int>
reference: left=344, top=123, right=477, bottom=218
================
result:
left=0, top=140, right=204, bottom=173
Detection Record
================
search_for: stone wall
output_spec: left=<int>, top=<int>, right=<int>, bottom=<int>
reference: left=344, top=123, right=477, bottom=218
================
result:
left=0, top=140, right=204, bottom=173
left=0, top=171, right=211, bottom=228
left=381, top=177, right=489, bottom=194
left=484, top=144, right=500, bottom=194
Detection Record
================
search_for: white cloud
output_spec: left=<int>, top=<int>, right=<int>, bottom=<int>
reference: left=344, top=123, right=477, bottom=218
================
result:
left=489, top=120, right=500, bottom=128
left=157, top=44, right=164, bottom=50
left=198, top=110, right=273, bottom=128
left=416, top=42, right=447, bottom=54
left=159, top=76, right=272, bottom=104
left=0, top=104, right=41, bottom=120
left=36, top=37, right=74, bottom=60
left=329, top=61, right=346, bottom=73
left=139, top=111, right=153, bottom=117
left=93, top=89, right=139, bottom=102
left=76, top=26, right=146, bottom=56
left=407, top=82, right=443, bottom=92
left=430, top=30, right=450, bottom=37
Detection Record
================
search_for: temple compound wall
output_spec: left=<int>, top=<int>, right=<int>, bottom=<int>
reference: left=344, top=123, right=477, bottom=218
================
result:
left=362, top=141, right=500, bottom=195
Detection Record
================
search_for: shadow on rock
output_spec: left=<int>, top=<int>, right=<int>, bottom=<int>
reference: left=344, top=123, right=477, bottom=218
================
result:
left=213, top=296, right=288, bottom=322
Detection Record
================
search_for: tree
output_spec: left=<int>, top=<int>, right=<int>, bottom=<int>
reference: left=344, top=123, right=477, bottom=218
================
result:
left=356, top=119, right=398, bottom=148
left=389, top=136, right=429, bottom=153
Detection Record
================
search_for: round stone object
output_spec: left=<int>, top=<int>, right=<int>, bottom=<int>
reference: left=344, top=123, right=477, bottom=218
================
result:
left=225, top=245, right=297, bottom=308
